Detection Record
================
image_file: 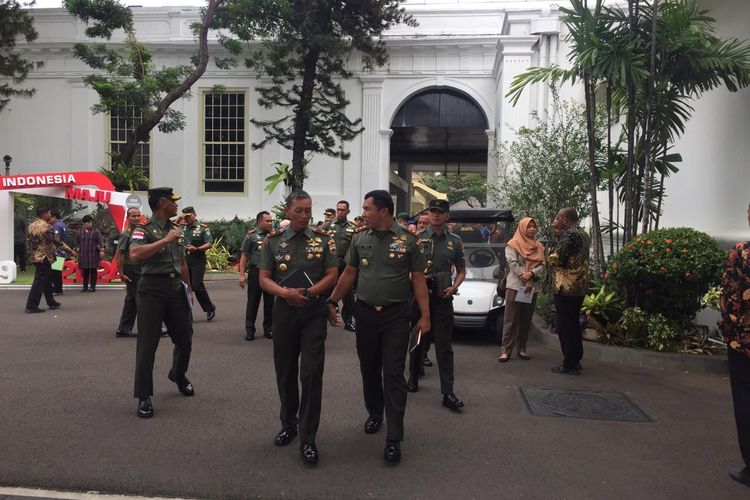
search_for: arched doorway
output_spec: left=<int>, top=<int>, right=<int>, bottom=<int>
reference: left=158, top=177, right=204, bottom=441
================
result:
left=389, top=87, right=489, bottom=215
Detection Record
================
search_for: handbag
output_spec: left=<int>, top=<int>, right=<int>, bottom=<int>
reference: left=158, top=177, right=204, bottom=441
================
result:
left=496, top=265, right=508, bottom=295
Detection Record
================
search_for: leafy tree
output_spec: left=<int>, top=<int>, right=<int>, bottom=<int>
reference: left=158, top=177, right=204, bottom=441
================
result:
left=495, top=96, right=597, bottom=245
left=217, top=0, right=416, bottom=191
left=421, top=173, right=487, bottom=208
left=63, top=0, right=227, bottom=188
left=1, top=0, right=43, bottom=112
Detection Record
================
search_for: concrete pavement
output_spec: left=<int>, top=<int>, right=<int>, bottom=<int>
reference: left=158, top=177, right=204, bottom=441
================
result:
left=0, top=282, right=746, bottom=499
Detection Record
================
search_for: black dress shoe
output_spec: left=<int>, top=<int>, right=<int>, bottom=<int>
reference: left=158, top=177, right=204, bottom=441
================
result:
left=442, top=393, right=465, bottom=410
left=167, top=370, right=195, bottom=396
left=344, top=322, right=356, bottom=332
left=137, top=398, right=153, bottom=418
left=207, top=308, right=216, bottom=321
left=300, top=442, right=319, bottom=464
left=245, top=332, right=255, bottom=341
left=264, top=330, right=273, bottom=339
left=384, top=440, right=401, bottom=464
left=25, top=307, right=45, bottom=314
left=423, top=355, right=433, bottom=367
left=551, top=365, right=581, bottom=375
left=80, top=288, right=88, bottom=293
left=48, top=302, right=62, bottom=310
left=729, top=467, right=750, bottom=488
left=274, top=426, right=298, bottom=446
left=407, top=374, right=419, bottom=393
left=364, top=415, right=382, bottom=434
left=116, top=330, right=135, bottom=338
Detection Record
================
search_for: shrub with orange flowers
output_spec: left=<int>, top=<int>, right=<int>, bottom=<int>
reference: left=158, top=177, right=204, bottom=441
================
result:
left=607, top=227, right=724, bottom=326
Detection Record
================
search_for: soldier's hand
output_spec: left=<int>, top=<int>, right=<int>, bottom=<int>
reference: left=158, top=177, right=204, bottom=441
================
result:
left=164, top=229, right=181, bottom=244
left=121, top=273, right=131, bottom=283
left=283, top=288, right=309, bottom=307
left=441, top=286, right=456, bottom=299
left=186, top=245, right=197, bottom=253
left=239, top=274, right=246, bottom=289
left=416, top=316, right=431, bottom=335
left=327, top=305, right=341, bottom=327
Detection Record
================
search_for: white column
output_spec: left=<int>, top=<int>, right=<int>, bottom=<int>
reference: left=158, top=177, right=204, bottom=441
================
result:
left=497, top=36, right=538, bottom=145
left=0, top=190, right=12, bottom=262
left=359, top=77, right=387, bottom=196
left=485, top=128, right=501, bottom=205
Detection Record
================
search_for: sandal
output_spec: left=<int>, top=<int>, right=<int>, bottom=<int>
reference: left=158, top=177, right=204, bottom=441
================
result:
left=518, top=353, right=531, bottom=360
left=498, top=354, right=510, bottom=363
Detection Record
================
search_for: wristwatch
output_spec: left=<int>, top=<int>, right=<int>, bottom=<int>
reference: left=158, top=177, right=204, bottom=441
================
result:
left=326, top=298, right=339, bottom=312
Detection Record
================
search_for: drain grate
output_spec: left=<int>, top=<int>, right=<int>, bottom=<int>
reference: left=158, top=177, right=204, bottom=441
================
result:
left=520, top=387, right=650, bottom=422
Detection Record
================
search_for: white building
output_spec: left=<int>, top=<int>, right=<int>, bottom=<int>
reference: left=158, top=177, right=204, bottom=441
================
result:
left=0, top=0, right=748, bottom=254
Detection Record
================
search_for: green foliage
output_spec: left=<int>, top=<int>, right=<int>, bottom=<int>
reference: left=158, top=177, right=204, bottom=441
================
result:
left=700, top=285, right=721, bottom=311
left=217, top=0, right=416, bottom=190
left=97, top=164, right=147, bottom=191
left=495, top=95, right=596, bottom=243
left=618, top=306, right=647, bottom=341
left=205, top=236, right=231, bottom=271
left=0, top=0, right=44, bottom=112
left=581, top=286, right=623, bottom=325
left=421, top=173, right=487, bottom=208
left=645, top=313, right=679, bottom=352
left=608, top=227, right=725, bottom=325
left=264, top=162, right=294, bottom=194
left=202, top=219, right=253, bottom=258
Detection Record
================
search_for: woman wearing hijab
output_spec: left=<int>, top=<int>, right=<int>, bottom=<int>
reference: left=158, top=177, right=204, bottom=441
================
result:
left=498, top=217, right=545, bottom=362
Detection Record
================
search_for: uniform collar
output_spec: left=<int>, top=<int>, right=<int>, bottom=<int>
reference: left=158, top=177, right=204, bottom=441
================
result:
left=151, top=216, right=170, bottom=229
left=281, top=224, right=314, bottom=241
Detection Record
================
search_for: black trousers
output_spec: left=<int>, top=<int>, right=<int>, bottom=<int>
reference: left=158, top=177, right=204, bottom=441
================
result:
left=245, top=267, right=274, bottom=334
left=134, top=276, right=193, bottom=399
left=409, top=298, right=455, bottom=393
left=729, top=347, right=750, bottom=468
left=188, top=260, right=214, bottom=313
left=272, top=299, right=327, bottom=444
left=338, top=260, right=356, bottom=325
left=554, top=294, right=585, bottom=369
left=117, top=268, right=140, bottom=334
left=51, top=268, right=63, bottom=293
left=14, top=243, right=26, bottom=272
left=26, top=259, right=55, bottom=310
left=355, top=300, right=410, bottom=442
left=81, top=268, right=97, bottom=290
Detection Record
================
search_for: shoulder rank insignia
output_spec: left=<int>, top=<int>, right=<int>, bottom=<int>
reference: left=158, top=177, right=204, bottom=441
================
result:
left=267, top=229, right=284, bottom=238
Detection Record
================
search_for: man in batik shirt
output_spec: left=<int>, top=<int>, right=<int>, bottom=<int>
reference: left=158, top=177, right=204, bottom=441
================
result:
left=719, top=204, right=750, bottom=489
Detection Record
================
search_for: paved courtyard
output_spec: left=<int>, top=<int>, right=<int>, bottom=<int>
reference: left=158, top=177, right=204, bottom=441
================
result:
left=0, top=280, right=746, bottom=499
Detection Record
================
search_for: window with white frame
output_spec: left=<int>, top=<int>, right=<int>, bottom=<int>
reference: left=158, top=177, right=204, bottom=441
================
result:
left=202, top=91, right=246, bottom=193
left=108, top=106, right=150, bottom=180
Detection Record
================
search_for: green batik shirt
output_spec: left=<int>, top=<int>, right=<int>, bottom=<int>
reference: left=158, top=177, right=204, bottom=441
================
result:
left=419, top=226, right=466, bottom=276
left=323, top=218, right=357, bottom=261
left=116, top=226, right=140, bottom=271
left=183, top=222, right=213, bottom=263
left=548, top=225, right=590, bottom=296
left=129, top=217, right=185, bottom=275
left=240, top=228, right=267, bottom=269
left=345, top=222, right=426, bottom=306
left=259, top=225, right=338, bottom=285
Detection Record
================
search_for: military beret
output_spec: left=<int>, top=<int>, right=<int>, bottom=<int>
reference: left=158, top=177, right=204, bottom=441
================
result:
left=428, top=199, right=450, bottom=213
left=181, top=206, right=196, bottom=214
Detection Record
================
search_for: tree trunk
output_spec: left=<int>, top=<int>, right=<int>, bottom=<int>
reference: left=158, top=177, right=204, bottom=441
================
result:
left=606, top=84, right=614, bottom=258
left=641, top=0, right=659, bottom=234
left=583, top=73, right=604, bottom=275
left=290, top=45, right=321, bottom=191
left=624, top=0, right=637, bottom=243
left=117, top=0, right=223, bottom=168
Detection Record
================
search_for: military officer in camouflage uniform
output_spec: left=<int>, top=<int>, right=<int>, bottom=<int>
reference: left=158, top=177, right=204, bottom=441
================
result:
left=322, top=200, right=357, bottom=331
left=239, top=210, right=275, bottom=341
left=129, top=187, right=195, bottom=419
left=114, top=207, right=142, bottom=338
left=258, top=191, right=339, bottom=464
left=327, top=189, right=431, bottom=464
left=181, top=207, right=216, bottom=321
left=407, top=199, right=466, bottom=410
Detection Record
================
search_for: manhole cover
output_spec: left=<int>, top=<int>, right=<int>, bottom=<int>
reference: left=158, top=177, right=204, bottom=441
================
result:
left=520, top=387, right=650, bottom=422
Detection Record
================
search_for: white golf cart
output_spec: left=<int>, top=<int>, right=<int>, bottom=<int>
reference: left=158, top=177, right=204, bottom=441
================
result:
left=448, top=208, right=514, bottom=343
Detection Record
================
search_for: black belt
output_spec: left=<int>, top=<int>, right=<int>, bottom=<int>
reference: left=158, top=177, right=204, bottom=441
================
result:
left=141, top=272, right=180, bottom=279
left=356, top=299, right=406, bottom=313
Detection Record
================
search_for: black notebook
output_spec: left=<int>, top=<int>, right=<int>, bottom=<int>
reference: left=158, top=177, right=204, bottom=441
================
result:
left=279, top=268, right=315, bottom=289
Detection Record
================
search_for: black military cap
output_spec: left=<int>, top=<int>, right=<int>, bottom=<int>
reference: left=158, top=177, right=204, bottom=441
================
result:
left=324, top=208, right=335, bottom=215
left=181, top=206, right=196, bottom=214
left=428, top=199, right=450, bottom=213
left=148, top=187, right=181, bottom=203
